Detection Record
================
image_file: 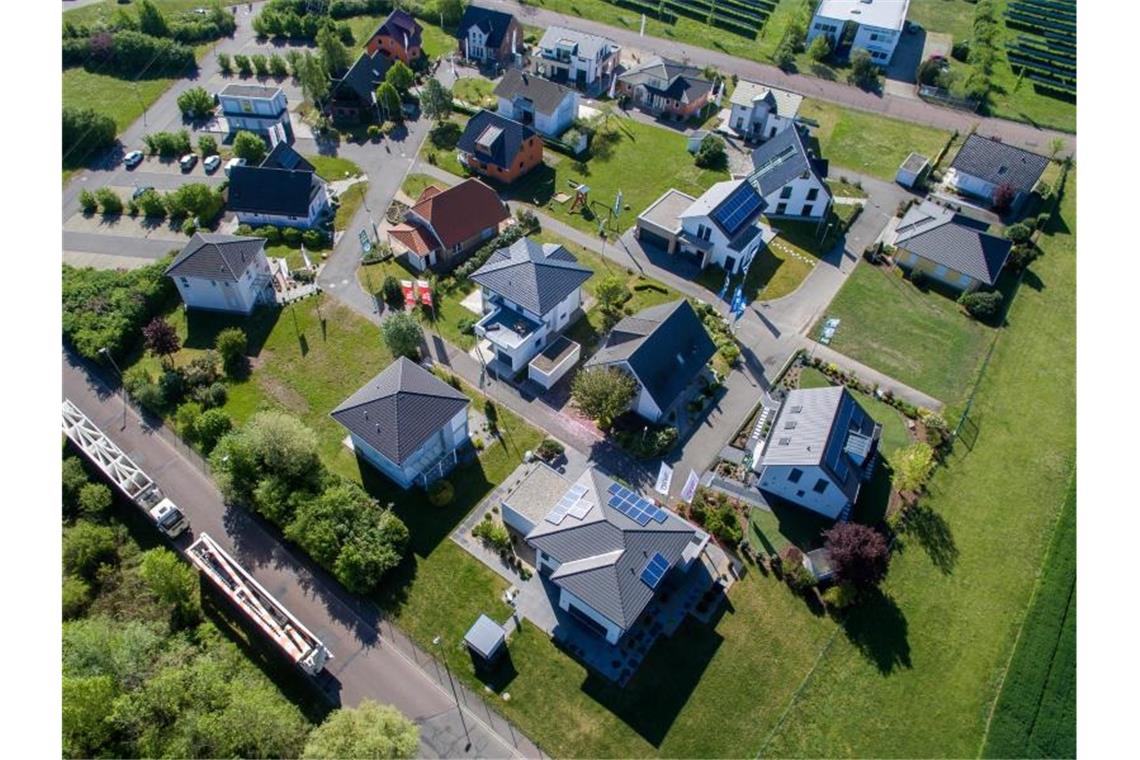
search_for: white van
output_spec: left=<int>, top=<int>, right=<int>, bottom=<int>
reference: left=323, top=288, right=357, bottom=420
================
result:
left=224, top=157, right=247, bottom=177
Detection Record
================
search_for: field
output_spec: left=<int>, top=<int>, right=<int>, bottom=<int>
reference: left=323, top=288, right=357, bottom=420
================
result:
left=303, top=153, right=363, bottom=180
left=452, top=76, right=497, bottom=109
left=63, top=0, right=241, bottom=26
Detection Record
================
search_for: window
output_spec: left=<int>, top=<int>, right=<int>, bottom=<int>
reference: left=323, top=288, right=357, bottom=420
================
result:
left=788, top=468, right=803, bottom=483
left=776, top=203, right=787, bottom=215
left=779, top=186, right=793, bottom=200
left=813, top=479, right=828, bottom=494
left=180, top=277, right=190, bottom=287
left=806, top=188, right=819, bottom=202
left=802, top=204, right=813, bottom=216
left=870, top=33, right=879, bottom=41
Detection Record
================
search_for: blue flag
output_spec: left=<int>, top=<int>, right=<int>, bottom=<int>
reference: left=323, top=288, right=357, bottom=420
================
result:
left=718, top=271, right=731, bottom=301
left=730, top=285, right=745, bottom=318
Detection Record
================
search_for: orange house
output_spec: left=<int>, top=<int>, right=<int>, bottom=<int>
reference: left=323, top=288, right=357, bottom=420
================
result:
left=366, top=10, right=423, bottom=64
left=456, top=110, right=544, bottom=185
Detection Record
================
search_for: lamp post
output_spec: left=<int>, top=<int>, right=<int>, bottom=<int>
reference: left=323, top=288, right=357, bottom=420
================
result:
left=432, top=634, right=471, bottom=752
left=98, top=347, right=128, bottom=431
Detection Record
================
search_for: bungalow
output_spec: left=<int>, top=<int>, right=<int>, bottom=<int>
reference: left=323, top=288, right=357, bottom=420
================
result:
left=494, top=69, right=579, bottom=139
left=165, top=233, right=274, bottom=314
left=470, top=236, right=591, bottom=383
left=217, top=83, right=292, bottom=143
left=456, top=5, right=523, bottom=67
left=585, top=300, right=716, bottom=425
left=534, top=25, right=621, bottom=92
left=326, top=51, right=390, bottom=124
left=524, top=465, right=710, bottom=644
left=748, top=125, right=831, bottom=219
left=366, top=9, right=423, bottom=64
left=331, top=357, right=471, bottom=489
left=727, top=79, right=802, bottom=143
left=456, top=110, right=544, bottom=184
left=227, top=145, right=329, bottom=230
left=946, top=134, right=1050, bottom=213
left=805, top=0, right=911, bottom=66
left=891, top=200, right=1012, bottom=292
left=387, top=178, right=510, bottom=272
left=753, top=386, right=881, bottom=521
left=616, top=57, right=714, bottom=121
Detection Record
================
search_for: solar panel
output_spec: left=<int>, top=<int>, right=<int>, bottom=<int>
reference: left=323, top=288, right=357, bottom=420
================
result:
left=640, top=552, right=670, bottom=589
left=711, top=182, right=762, bottom=237
left=606, top=483, right=669, bottom=526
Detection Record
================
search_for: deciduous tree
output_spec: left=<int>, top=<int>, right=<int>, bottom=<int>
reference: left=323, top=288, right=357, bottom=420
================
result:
left=138, top=547, right=200, bottom=625
left=571, top=366, right=637, bottom=429
left=420, top=78, right=453, bottom=123
left=176, top=86, right=215, bottom=119
left=233, top=130, right=268, bottom=164
left=385, top=60, right=414, bottom=93
left=303, top=700, right=419, bottom=759
left=77, top=483, right=112, bottom=517
left=822, top=522, right=890, bottom=589
left=317, top=24, right=351, bottom=76
left=381, top=312, right=423, bottom=359
left=143, top=317, right=181, bottom=366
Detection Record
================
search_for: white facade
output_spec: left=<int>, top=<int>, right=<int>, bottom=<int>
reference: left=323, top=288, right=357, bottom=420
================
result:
left=496, top=91, right=578, bottom=138
left=218, top=86, right=289, bottom=136
left=806, top=0, right=910, bottom=66
left=763, top=173, right=830, bottom=219
left=172, top=251, right=271, bottom=314
left=536, top=28, right=621, bottom=89
left=476, top=286, right=582, bottom=374
left=351, top=407, right=469, bottom=489
left=235, top=181, right=330, bottom=230
left=729, top=101, right=795, bottom=142
left=757, top=463, right=849, bottom=520
left=534, top=549, right=624, bottom=643
left=464, top=26, right=492, bottom=62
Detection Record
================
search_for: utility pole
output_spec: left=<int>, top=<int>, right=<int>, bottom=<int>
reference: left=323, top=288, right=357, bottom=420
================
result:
left=432, top=635, right=471, bottom=752
left=98, top=347, right=128, bottom=431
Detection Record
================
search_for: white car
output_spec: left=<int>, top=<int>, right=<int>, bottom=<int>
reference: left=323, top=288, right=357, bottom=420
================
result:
left=123, top=150, right=144, bottom=168
left=203, top=154, right=222, bottom=173
left=224, top=157, right=247, bottom=176
left=179, top=153, right=198, bottom=172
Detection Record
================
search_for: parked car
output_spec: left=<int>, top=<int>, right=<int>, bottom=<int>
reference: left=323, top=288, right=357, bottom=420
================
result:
left=123, top=150, right=144, bottom=169
left=224, top=157, right=246, bottom=177
left=132, top=185, right=154, bottom=200
left=203, top=154, right=222, bottom=173
left=179, top=154, right=198, bottom=172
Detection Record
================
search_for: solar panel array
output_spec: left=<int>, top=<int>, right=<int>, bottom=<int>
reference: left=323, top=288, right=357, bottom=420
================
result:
left=546, top=483, right=592, bottom=525
left=752, top=144, right=797, bottom=179
left=606, top=482, right=668, bottom=527
left=711, top=182, right=763, bottom=237
left=640, top=552, right=670, bottom=589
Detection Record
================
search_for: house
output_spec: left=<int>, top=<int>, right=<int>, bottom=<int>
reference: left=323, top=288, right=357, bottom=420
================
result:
left=748, top=125, right=831, bottom=219
left=891, top=200, right=1012, bottom=292
left=676, top=179, right=776, bottom=274
left=946, top=134, right=1050, bottom=212
left=585, top=300, right=716, bottom=425
left=753, top=386, right=881, bottom=520
left=456, top=110, right=544, bottom=184
left=523, top=465, right=711, bottom=644
left=227, top=145, right=329, bottom=229
left=470, top=236, right=591, bottom=383
left=366, top=9, right=423, bottom=64
left=387, top=178, right=510, bottom=272
left=727, top=79, right=802, bottom=143
left=805, top=0, right=911, bottom=66
left=896, top=152, right=929, bottom=189
left=494, top=69, right=579, bottom=139
left=165, top=233, right=274, bottom=314
left=456, top=5, right=523, bottom=67
left=217, top=83, right=292, bottom=143
left=331, top=357, right=471, bottom=489
left=326, top=51, right=390, bottom=124
left=616, top=56, right=714, bottom=121
left=534, top=25, right=621, bottom=92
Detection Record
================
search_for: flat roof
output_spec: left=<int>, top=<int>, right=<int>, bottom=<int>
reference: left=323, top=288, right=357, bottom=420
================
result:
left=530, top=335, right=579, bottom=374
left=901, top=152, right=929, bottom=173
left=502, top=461, right=571, bottom=527
left=638, top=188, right=697, bottom=233
left=219, top=83, right=283, bottom=99
left=815, top=0, right=910, bottom=32
left=464, top=614, right=506, bottom=660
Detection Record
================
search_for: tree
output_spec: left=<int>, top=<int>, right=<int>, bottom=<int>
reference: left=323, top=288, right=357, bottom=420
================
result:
left=78, top=189, right=99, bottom=214
left=197, top=134, right=218, bottom=157
left=385, top=60, right=414, bottom=94
left=773, top=39, right=796, bottom=70
left=303, top=700, right=420, bottom=759
left=175, top=401, right=202, bottom=439
left=1005, top=222, right=1031, bottom=245
left=435, top=0, right=465, bottom=27
left=822, top=522, right=890, bottom=589
left=917, top=57, right=943, bottom=86
left=594, top=274, right=630, bottom=325
left=376, top=81, right=401, bottom=121
left=847, top=48, right=880, bottom=90
left=381, top=275, right=403, bottom=306
left=992, top=182, right=1016, bottom=213
left=888, top=441, right=937, bottom=496
left=63, top=107, right=117, bottom=160
left=165, top=182, right=223, bottom=223
left=420, top=78, right=453, bottom=123
left=268, top=52, right=289, bottom=78
left=77, top=483, right=112, bottom=517
left=217, top=52, right=232, bottom=74
left=176, top=86, right=215, bottom=119
left=193, top=408, right=232, bottom=453
left=94, top=188, right=123, bottom=215
left=62, top=522, right=117, bottom=579
left=143, top=317, right=181, bottom=366
left=62, top=576, right=93, bottom=620
left=208, top=411, right=324, bottom=511
left=136, top=0, right=169, bottom=38
left=381, top=312, right=423, bottom=359
left=807, top=34, right=831, bottom=62
left=139, top=548, right=200, bottom=625
left=694, top=134, right=727, bottom=170
left=62, top=675, right=117, bottom=758
left=215, top=326, right=248, bottom=376
left=233, top=130, right=268, bottom=164
left=297, top=51, right=330, bottom=108
left=317, top=24, right=351, bottom=76
left=137, top=188, right=166, bottom=218
left=571, top=366, right=637, bottom=429
left=63, top=456, right=89, bottom=507
left=958, top=290, right=1004, bottom=321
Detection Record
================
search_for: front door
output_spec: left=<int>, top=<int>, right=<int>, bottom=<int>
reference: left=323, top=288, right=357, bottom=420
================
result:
left=725, top=256, right=737, bottom=274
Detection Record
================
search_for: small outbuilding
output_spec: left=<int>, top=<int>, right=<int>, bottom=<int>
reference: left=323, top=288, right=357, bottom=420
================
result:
left=896, top=152, right=929, bottom=189
left=464, top=614, right=507, bottom=662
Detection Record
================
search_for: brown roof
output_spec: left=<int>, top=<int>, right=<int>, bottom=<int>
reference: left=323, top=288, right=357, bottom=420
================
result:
left=417, top=185, right=444, bottom=202
left=389, top=223, right=437, bottom=256
left=411, top=178, right=509, bottom=249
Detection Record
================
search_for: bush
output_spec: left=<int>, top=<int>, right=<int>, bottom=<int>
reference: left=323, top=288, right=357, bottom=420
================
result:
left=176, top=86, right=215, bottom=119
left=77, top=483, right=113, bottom=517
left=63, top=107, right=117, bottom=161
left=255, top=225, right=282, bottom=245
left=688, top=488, right=743, bottom=547
left=198, top=134, right=218, bottom=157
left=959, top=290, right=1003, bottom=320
left=143, top=129, right=192, bottom=157
left=78, top=189, right=98, bottom=214
left=217, top=52, right=232, bottom=74
left=535, top=438, right=565, bottom=462
left=62, top=575, right=92, bottom=620
left=193, top=408, right=232, bottom=453
left=694, top=134, right=727, bottom=170
left=951, top=40, right=970, bottom=62
left=215, top=327, right=248, bottom=376
left=1005, top=223, right=1032, bottom=245
left=807, top=35, right=831, bottom=62
left=63, top=30, right=194, bottom=77
left=182, top=350, right=221, bottom=389
left=268, top=53, right=289, bottom=78
left=234, top=53, right=252, bottom=75
left=62, top=456, right=89, bottom=508
left=427, top=479, right=454, bottom=507
left=780, top=547, right=814, bottom=591
left=94, top=188, right=123, bottom=215
left=822, top=582, right=858, bottom=609
left=137, top=189, right=166, bottom=218
left=63, top=258, right=176, bottom=360
left=63, top=522, right=117, bottom=579
left=181, top=218, right=198, bottom=236
left=848, top=48, right=880, bottom=89
left=457, top=316, right=476, bottom=334
left=993, top=182, right=1016, bottom=213
left=175, top=401, right=203, bottom=439
left=367, top=124, right=383, bottom=141
left=472, top=519, right=511, bottom=553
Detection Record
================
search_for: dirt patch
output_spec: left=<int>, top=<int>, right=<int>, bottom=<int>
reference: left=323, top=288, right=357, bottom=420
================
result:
left=246, top=349, right=273, bottom=372
left=257, top=374, right=310, bottom=414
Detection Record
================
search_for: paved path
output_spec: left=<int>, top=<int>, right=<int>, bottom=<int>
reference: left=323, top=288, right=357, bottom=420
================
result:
left=62, top=349, right=542, bottom=759
left=482, top=0, right=1075, bottom=153
left=801, top=340, right=943, bottom=411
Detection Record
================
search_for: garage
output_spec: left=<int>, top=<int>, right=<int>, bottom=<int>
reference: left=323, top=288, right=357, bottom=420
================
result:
left=636, top=226, right=672, bottom=251
left=636, top=188, right=696, bottom=255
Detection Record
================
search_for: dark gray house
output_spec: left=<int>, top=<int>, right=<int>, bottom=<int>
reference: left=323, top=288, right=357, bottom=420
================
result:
left=947, top=134, right=1050, bottom=212
left=891, top=200, right=1013, bottom=292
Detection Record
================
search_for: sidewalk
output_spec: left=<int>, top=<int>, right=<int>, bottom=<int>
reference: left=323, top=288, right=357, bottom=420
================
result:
left=800, top=338, right=944, bottom=412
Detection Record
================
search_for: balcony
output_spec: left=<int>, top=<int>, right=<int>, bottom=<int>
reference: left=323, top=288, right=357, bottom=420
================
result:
left=475, top=305, right=542, bottom=351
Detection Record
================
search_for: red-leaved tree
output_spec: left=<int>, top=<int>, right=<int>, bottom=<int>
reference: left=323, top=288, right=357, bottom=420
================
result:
left=992, top=182, right=1016, bottom=213
left=822, top=522, right=891, bottom=589
left=143, top=317, right=181, bottom=367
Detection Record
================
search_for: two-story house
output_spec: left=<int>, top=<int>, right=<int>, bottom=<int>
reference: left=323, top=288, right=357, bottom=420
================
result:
left=676, top=178, right=776, bottom=274
left=891, top=200, right=1012, bottom=293
left=456, top=5, right=523, bottom=67
left=534, top=25, right=621, bottom=93
left=806, top=0, right=911, bottom=66
left=331, top=357, right=471, bottom=489
left=326, top=51, right=390, bottom=124
left=227, top=143, right=329, bottom=230
left=470, top=237, right=591, bottom=382
left=727, top=79, right=802, bottom=143
left=456, top=110, right=545, bottom=184
left=366, top=9, right=423, bottom=64
left=493, top=69, right=578, bottom=139
left=217, top=83, right=292, bottom=143
left=387, top=178, right=511, bottom=272
left=165, top=233, right=274, bottom=314
left=748, top=125, right=831, bottom=219
left=615, top=56, right=714, bottom=121
left=753, top=386, right=882, bottom=520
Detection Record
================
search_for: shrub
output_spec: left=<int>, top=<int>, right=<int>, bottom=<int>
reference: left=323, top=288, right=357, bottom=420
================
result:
left=182, top=351, right=221, bottom=388
left=822, top=582, right=858, bottom=609
left=215, top=327, right=248, bottom=377
left=992, top=182, right=1016, bottom=213
left=181, top=218, right=198, bottom=236
left=63, top=107, right=117, bottom=161
left=1005, top=223, right=1032, bottom=245
left=142, top=129, right=192, bottom=157
left=535, top=438, right=565, bottom=462
left=822, top=522, right=891, bottom=589
left=217, top=52, right=232, bottom=74
left=427, top=479, right=454, bottom=507
left=472, top=519, right=511, bottom=553
left=78, top=189, right=98, bottom=214
left=250, top=53, right=269, bottom=77
left=848, top=48, right=880, bottom=89
left=234, top=53, right=252, bottom=75
left=63, top=522, right=117, bottom=579
left=63, top=258, right=175, bottom=360
left=457, top=316, right=476, bottom=334
left=176, top=86, right=215, bottom=119
left=959, top=290, right=1003, bottom=321
left=268, top=53, right=289, bottom=78
left=367, top=124, right=383, bottom=140
left=694, top=134, right=727, bottom=170
left=198, top=134, right=218, bottom=157
left=62, top=456, right=89, bottom=508
left=77, top=483, right=113, bottom=517
left=175, top=401, right=203, bottom=439
left=256, top=225, right=282, bottom=245
left=94, top=188, right=123, bottom=215
left=193, top=408, right=233, bottom=453
left=62, top=575, right=92, bottom=620
left=137, top=189, right=166, bottom=218
left=807, top=35, right=831, bottom=62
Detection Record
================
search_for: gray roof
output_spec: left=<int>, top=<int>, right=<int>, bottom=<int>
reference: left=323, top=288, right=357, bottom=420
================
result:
left=330, top=357, right=469, bottom=466
left=502, top=461, right=572, bottom=527
left=538, top=25, right=619, bottom=58
left=227, top=164, right=322, bottom=218
left=585, top=300, right=716, bottom=415
left=219, top=83, right=282, bottom=99
left=638, top=188, right=696, bottom=233
left=950, top=134, right=1050, bottom=194
left=618, top=56, right=713, bottom=104
left=893, top=200, right=1012, bottom=285
left=493, top=69, right=576, bottom=114
left=900, top=152, right=929, bottom=174
left=526, top=467, right=699, bottom=630
left=464, top=614, right=506, bottom=659
left=260, top=142, right=315, bottom=172
left=470, top=236, right=592, bottom=316
left=165, top=233, right=265, bottom=282
left=748, top=125, right=826, bottom=197
left=729, top=79, right=802, bottom=119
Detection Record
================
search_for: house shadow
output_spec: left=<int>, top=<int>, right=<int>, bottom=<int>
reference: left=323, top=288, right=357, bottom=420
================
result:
left=182, top=303, right=280, bottom=358
left=852, top=459, right=893, bottom=527
left=838, top=587, right=911, bottom=674
left=468, top=646, right=519, bottom=693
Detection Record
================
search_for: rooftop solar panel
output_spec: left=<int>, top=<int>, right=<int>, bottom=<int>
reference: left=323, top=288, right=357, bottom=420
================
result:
left=640, top=552, right=670, bottom=589
left=711, top=182, right=762, bottom=237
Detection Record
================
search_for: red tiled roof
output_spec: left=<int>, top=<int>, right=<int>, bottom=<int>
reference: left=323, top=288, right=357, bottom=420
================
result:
left=410, top=178, right=509, bottom=249
left=388, top=223, right=437, bottom=256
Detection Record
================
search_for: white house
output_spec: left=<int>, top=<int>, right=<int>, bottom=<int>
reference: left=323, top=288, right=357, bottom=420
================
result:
left=535, top=25, right=621, bottom=92
left=493, top=69, right=579, bottom=139
left=331, top=358, right=471, bottom=489
left=806, top=0, right=911, bottom=66
left=727, top=79, right=803, bottom=143
left=677, top=178, right=776, bottom=274
left=470, top=237, right=591, bottom=383
left=945, top=133, right=1050, bottom=213
left=165, top=233, right=274, bottom=314
left=753, top=386, right=881, bottom=521
left=217, top=83, right=292, bottom=142
left=227, top=155, right=330, bottom=230
left=748, top=126, right=831, bottom=219
left=457, top=5, right=522, bottom=66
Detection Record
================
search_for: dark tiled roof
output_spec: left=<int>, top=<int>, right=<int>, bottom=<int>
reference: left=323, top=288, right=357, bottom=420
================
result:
left=471, top=236, right=592, bottom=316
left=407, top=178, right=509, bottom=250
left=456, top=109, right=538, bottom=170
left=618, top=57, right=713, bottom=104
left=331, top=51, right=390, bottom=104
left=165, top=233, right=265, bottom=281
left=457, top=5, right=517, bottom=49
left=586, top=300, right=716, bottom=414
left=950, top=134, right=1049, bottom=193
left=748, top=125, right=826, bottom=197
left=227, top=165, right=320, bottom=217
left=375, top=9, right=422, bottom=48
left=894, top=201, right=1012, bottom=286
left=331, top=357, right=470, bottom=466
left=493, top=69, right=576, bottom=114
left=260, top=142, right=314, bottom=172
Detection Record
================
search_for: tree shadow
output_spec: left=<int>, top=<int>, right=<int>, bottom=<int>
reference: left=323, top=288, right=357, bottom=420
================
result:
left=902, top=503, right=958, bottom=575
left=839, top=587, right=911, bottom=674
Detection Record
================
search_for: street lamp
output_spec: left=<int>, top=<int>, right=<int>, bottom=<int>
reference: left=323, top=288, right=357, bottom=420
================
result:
left=432, top=634, right=472, bottom=752
left=98, top=347, right=128, bottom=431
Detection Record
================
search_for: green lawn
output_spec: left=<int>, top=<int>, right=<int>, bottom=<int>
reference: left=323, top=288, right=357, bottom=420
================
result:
left=304, top=153, right=363, bottom=180
left=452, top=76, right=497, bottom=109
left=401, top=172, right=451, bottom=199
left=422, top=115, right=470, bottom=178
left=811, top=262, right=994, bottom=413
left=63, top=0, right=241, bottom=26
left=334, top=180, right=369, bottom=232
left=825, top=177, right=868, bottom=199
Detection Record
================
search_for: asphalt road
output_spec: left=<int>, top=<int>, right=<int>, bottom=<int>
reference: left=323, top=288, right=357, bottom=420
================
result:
left=62, top=350, right=541, bottom=759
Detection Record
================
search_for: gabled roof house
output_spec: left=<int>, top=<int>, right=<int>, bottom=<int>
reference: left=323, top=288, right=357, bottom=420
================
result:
left=456, top=109, right=545, bottom=184
left=367, top=9, right=423, bottom=63
left=947, top=134, right=1050, bottom=213
left=494, top=69, right=579, bottom=138
left=616, top=56, right=714, bottom=120
left=457, top=5, right=523, bottom=66
left=727, top=79, right=802, bottom=142
left=165, top=233, right=274, bottom=314
left=227, top=145, right=330, bottom=230
left=387, top=178, right=511, bottom=272
left=748, top=125, right=831, bottom=219
left=891, top=200, right=1012, bottom=292
left=327, top=51, right=391, bottom=124
left=535, top=25, right=621, bottom=92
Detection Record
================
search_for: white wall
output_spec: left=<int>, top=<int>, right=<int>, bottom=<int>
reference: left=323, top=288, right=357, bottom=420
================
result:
left=535, top=93, right=578, bottom=138
left=173, top=252, right=269, bottom=314
left=764, top=173, right=830, bottom=219
left=558, top=588, right=623, bottom=644
left=758, top=463, right=848, bottom=519
left=852, top=25, right=900, bottom=65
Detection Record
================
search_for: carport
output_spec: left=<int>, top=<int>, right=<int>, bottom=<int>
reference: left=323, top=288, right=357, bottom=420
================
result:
left=636, top=189, right=696, bottom=255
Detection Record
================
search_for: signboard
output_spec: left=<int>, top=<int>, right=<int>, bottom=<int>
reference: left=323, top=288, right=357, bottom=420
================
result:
left=613, top=189, right=623, bottom=217
left=654, top=462, right=673, bottom=496
left=718, top=271, right=731, bottom=301
left=401, top=280, right=417, bottom=309
left=358, top=229, right=371, bottom=254
left=680, top=470, right=700, bottom=504
left=416, top=279, right=432, bottom=307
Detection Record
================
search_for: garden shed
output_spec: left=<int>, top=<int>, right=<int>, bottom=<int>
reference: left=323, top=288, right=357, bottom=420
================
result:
left=464, top=614, right=507, bottom=662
